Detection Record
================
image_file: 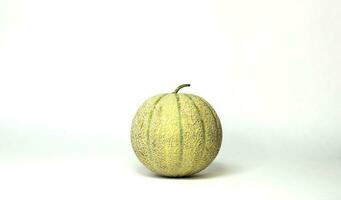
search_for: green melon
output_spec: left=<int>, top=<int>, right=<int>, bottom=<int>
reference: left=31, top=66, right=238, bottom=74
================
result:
left=131, top=84, right=222, bottom=177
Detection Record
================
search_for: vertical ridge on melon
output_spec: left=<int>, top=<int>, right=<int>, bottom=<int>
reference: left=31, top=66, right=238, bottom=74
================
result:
left=186, top=94, right=222, bottom=174
left=130, top=94, right=166, bottom=173
left=149, top=94, right=179, bottom=175
left=178, top=94, right=206, bottom=176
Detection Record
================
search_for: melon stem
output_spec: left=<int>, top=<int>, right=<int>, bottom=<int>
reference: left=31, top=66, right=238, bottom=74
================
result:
left=173, top=84, right=191, bottom=93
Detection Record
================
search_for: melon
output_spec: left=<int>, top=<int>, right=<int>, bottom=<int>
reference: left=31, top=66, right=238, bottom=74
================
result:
left=131, top=84, right=222, bottom=177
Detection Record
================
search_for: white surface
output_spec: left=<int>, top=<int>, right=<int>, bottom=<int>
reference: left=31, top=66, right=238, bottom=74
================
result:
left=0, top=158, right=341, bottom=200
left=1, top=0, right=341, bottom=199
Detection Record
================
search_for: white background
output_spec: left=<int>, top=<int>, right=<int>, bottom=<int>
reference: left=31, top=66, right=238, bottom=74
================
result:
left=0, top=0, right=341, bottom=199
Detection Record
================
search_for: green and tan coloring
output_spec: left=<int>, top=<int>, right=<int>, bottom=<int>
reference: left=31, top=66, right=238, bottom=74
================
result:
left=131, top=84, right=222, bottom=177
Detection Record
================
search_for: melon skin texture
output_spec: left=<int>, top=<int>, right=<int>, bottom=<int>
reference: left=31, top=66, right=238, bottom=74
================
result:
left=131, top=89, right=222, bottom=177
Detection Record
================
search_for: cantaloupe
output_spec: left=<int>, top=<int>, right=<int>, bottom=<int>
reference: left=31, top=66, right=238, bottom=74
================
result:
left=131, top=84, right=222, bottom=177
